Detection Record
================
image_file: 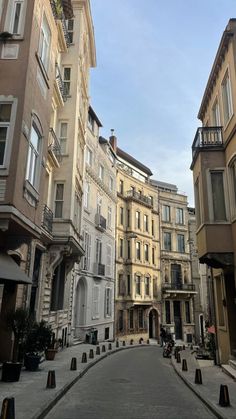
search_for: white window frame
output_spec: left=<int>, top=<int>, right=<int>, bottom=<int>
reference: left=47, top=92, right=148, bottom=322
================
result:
left=4, top=0, right=26, bottom=38
left=86, top=147, right=93, bottom=166
left=162, top=205, right=170, bottom=222
left=107, top=206, right=112, bottom=228
left=212, top=98, right=221, bottom=126
left=104, top=287, right=112, bottom=317
left=54, top=182, right=64, bottom=218
left=83, top=230, right=91, bottom=270
left=95, top=238, right=102, bottom=264
left=176, top=208, right=184, bottom=225
left=106, top=244, right=112, bottom=277
left=63, top=67, right=71, bottom=96
left=26, top=122, right=42, bottom=190
left=66, top=19, right=74, bottom=44
left=221, top=69, right=233, bottom=126
left=0, top=103, right=12, bottom=168
left=39, top=14, right=51, bottom=72
left=96, top=195, right=102, bottom=215
left=59, top=121, right=68, bottom=154
left=84, top=181, right=90, bottom=209
left=92, top=285, right=100, bottom=319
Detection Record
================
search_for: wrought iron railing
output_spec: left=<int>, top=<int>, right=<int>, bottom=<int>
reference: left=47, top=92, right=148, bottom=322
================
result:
left=48, top=127, right=62, bottom=163
left=55, top=63, right=67, bottom=102
left=93, top=262, right=105, bottom=276
left=50, top=0, right=71, bottom=47
left=42, top=204, right=53, bottom=233
left=95, top=213, right=107, bottom=231
left=192, top=127, right=223, bottom=159
left=162, top=282, right=196, bottom=291
left=126, top=190, right=153, bottom=207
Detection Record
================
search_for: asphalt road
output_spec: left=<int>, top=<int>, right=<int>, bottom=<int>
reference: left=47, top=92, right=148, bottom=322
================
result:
left=47, top=346, right=216, bottom=419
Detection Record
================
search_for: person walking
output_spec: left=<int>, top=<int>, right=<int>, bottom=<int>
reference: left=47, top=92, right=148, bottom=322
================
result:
left=160, top=327, right=166, bottom=347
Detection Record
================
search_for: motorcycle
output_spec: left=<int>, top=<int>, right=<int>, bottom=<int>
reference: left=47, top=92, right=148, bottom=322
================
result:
left=162, top=337, right=175, bottom=358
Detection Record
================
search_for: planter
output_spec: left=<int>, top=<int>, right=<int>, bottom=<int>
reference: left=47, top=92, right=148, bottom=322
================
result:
left=45, top=348, right=57, bottom=361
left=1, top=362, right=22, bottom=382
left=24, top=354, right=41, bottom=371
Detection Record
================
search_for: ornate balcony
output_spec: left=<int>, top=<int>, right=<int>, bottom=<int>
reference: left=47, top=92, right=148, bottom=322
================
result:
left=93, top=262, right=105, bottom=276
left=48, top=128, right=62, bottom=165
left=95, top=213, right=106, bottom=231
left=162, top=282, right=196, bottom=295
left=55, top=63, right=67, bottom=102
left=192, top=127, right=223, bottom=161
left=50, top=0, right=71, bottom=47
left=42, top=205, right=53, bottom=233
left=126, top=190, right=153, bottom=208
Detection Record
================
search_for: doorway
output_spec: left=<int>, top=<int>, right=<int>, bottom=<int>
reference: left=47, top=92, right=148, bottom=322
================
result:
left=75, top=278, right=86, bottom=330
left=173, top=301, right=182, bottom=339
left=149, top=309, right=158, bottom=338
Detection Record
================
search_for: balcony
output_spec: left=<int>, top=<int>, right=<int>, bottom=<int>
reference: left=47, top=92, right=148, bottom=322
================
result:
left=95, top=213, right=106, bottom=231
left=162, top=282, right=196, bottom=296
left=50, top=0, right=71, bottom=47
left=192, top=126, right=223, bottom=162
left=126, top=190, right=153, bottom=208
left=48, top=128, right=62, bottom=166
left=55, top=63, right=67, bottom=103
left=93, top=262, right=105, bottom=276
left=42, top=205, right=53, bottom=233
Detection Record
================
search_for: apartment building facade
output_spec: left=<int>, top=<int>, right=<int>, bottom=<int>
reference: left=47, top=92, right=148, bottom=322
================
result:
left=115, top=145, right=161, bottom=342
left=73, top=114, right=116, bottom=343
left=191, top=18, right=236, bottom=363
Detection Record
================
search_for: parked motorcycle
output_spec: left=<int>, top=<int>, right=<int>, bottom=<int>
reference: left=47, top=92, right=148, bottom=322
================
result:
left=163, top=337, right=175, bottom=358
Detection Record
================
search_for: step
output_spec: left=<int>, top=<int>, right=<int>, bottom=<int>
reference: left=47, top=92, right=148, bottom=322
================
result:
left=72, top=339, right=84, bottom=346
left=229, top=359, right=236, bottom=370
left=222, top=364, right=236, bottom=380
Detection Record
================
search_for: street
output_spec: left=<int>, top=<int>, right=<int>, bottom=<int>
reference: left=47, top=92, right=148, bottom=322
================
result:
left=47, top=346, right=216, bottom=419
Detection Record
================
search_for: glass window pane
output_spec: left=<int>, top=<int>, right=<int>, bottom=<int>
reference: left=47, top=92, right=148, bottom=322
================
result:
left=55, top=202, right=63, bottom=218
left=0, top=104, right=11, bottom=122
left=31, top=126, right=39, bottom=150
left=13, top=3, right=21, bottom=34
left=211, top=172, right=226, bottom=221
left=56, top=184, right=64, bottom=200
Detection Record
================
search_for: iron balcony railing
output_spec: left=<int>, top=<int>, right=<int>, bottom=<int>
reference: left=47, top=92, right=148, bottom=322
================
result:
left=162, top=282, right=196, bottom=291
left=55, top=63, right=67, bottom=102
left=50, top=0, right=71, bottom=47
left=93, top=262, right=105, bottom=276
left=192, top=127, right=223, bottom=159
left=42, top=204, right=53, bottom=233
left=95, top=213, right=106, bottom=231
left=126, top=190, right=153, bottom=207
left=48, top=127, right=62, bottom=163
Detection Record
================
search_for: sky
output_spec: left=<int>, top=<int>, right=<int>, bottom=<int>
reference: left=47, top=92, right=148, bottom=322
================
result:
left=89, top=0, right=235, bottom=206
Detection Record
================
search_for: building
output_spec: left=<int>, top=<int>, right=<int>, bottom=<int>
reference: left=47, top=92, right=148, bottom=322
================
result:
left=191, top=18, right=236, bottom=363
left=151, top=180, right=197, bottom=344
left=73, top=114, right=116, bottom=343
left=115, top=144, right=161, bottom=342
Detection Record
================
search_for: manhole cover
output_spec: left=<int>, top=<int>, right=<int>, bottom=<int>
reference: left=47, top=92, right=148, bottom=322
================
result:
left=111, top=378, right=130, bottom=384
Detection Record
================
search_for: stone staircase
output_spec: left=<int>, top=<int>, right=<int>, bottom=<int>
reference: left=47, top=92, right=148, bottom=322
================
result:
left=222, top=359, right=236, bottom=380
left=72, top=338, right=84, bottom=346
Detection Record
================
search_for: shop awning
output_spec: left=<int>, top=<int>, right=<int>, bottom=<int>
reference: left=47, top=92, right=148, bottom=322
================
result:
left=0, top=253, right=32, bottom=284
left=62, top=0, right=74, bottom=19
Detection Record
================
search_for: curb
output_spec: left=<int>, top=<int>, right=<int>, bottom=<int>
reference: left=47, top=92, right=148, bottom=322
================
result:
left=31, top=344, right=146, bottom=419
left=171, top=356, right=230, bottom=419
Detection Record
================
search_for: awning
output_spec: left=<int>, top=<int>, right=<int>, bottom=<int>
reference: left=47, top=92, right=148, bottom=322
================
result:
left=62, top=0, right=74, bottom=19
left=0, top=253, right=32, bottom=284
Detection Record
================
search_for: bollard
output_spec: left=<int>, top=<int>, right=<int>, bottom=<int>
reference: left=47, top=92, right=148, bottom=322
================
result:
left=130, top=339, right=133, bottom=345
left=116, top=340, right=119, bottom=348
left=174, top=349, right=178, bottom=359
left=96, top=346, right=100, bottom=355
left=147, top=339, right=150, bottom=344
left=219, top=384, right=230, bottom=407
left=190, top=344, right=193, bottom=350
left=108, top=343, right=112, bottom=350
left=182, top=344, right=185, bottom=350
left=102, top=345, right=106, bottom=353
left=194, top=368, right=202, bottom=384
left=182, top=359, right=188, bottom=371
left=139, top=338, right=143, bottom=344
left=81, top=352, right=87, bottom=363
left=70, top=357, right=77, bottom=371
left=176, top=352, right=181, bottom=363
left=46, top=370, right=56, bottom=389
left=1, top=397, right=15, bottom=419
left=122, top=341, right=126, bottom=346
left=89, top=349, right=94, bottom=359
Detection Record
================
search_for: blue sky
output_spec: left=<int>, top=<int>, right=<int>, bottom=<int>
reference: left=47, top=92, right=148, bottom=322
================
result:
left=90, top=0, right=235, bottom=206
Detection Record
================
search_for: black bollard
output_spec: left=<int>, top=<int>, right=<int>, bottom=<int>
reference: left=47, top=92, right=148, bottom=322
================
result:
left=147, top=339, right=150, bottom=344
left=176, top=352, right=181, bottom=363
left=102, top=345, right=106, bottom=352
left=46, top=370, right=56, bottom=389
left=96, top=346, right=100, bottom=355
left=219, top=384, right=230, bottom=407
left=130, top=339, right=133, bottom=345
left=89, top=349, right=94, bottom=359
left=139, top=338, right=143, bottom=344
left=182, top=359, right=188, bottom=371
left=194, top=369, right=202, bottom=384
left=108, top=343, right=112, bottom=350
left=70, top=357, right=77, bottom=371
left=1, top=397, right=15, bottom=419
left=116, top=340, right=119, bottom=348
left=122, top=341, right=126, bottom=346
left=182, top=344, right=185, bottom=350
left=81, top=352, right=87, bottom=363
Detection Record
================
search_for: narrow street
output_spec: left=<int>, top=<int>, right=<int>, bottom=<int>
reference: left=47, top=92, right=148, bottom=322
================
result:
left=47, top=346, right=216, bottom=419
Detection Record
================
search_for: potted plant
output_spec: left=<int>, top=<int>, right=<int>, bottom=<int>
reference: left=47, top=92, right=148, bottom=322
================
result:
left=2, top=308, right=31, bottom=382
left=45, top=335, right=59, bottom=361
left=24, top=321, right=53, bottom=371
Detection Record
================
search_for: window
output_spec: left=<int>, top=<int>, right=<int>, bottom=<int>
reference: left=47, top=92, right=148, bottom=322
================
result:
left=127, top=240, right=131, bottom=259
left=108, top=206, right=112, bottom=228
left=67, top=19, right=74, bottom=43
left=221, top=71, right=233, bottom=124
left=136, top=241, right=141, bottom=260
left=50, top=261, right=65, bottom=310
left=63, top=67, right=71, bottom=96
left=136, top=211, right=141, bottom=229
left=83, top=231, right=91, bottom=270
left=104, top=327, right=109, bottom=340
left=144, top=214, right=148, bottom=232
left=210, top=171, right=227, bottom=221
left=152, top=247, right=155, bottom=264
left=129, top=309, right=134, bottom=329
left=95, top=239, right=102, bottom=263
left=0, top=103, right=11, bottom=166
left=86, top=147, right=92, bottom=166
left=163, top=232, right=171, bottom=251
left=144, top=244, right=149, bottom=262
left=84, top=182, right=90, bottom=209
left=109, top=176, right=114, bottom=191
left=127, top=209, right=130, bottom=227
left=185, top=301, right=191, bottom=324
left=138, top=309, right=144, bottom=328
left=119, top=179, right=124, bottom=194
left=96, top=195, right=102, bottom=215
left=171, top=264, right=182, bottom=288
left=59, top=122, right=67, bottom=154
left=11, top=1, right=23, bottom=34
left=92, top=285, right=99, bottom=319
left=118, top=274, right=125, bottom=296
left=177, top=234, right=185, bottom=253
left=176, top=208, right=184, bottom=224
left=106, top=244, right=112, bottom=277
left=119, top=238, right=123, bottom=258
left=194, top=179, right=201, bottom=226
left=118, top=310, right=123, bottom=331
left=145, top=277, right=150, bottom=295
left=212, top=99, right=221, bottom=126
left=120, top=207, right=124, bottom=225
left=39, top=14, right=51, bottom=71
left=88, top=113, right=94, bottom=131
left=136, top=275, right=141, bottom=294
left=99, top=164, right=104, bottom=181
left=152, top=219, right=154, bottom=236
left=74, top=193, right=81, bottom=228
left=149, top=196, right=154, bottom=206
left=162, top=205, right=170, bottom=222
left=127, top=274, right=131, bottom=295
left=26, top=124, right=41, bottom=188
left=165, top=301, right=171, bottom=324
left=54, top=183, right=64, bottom=218
left=105, top=288, right=112, bottom=317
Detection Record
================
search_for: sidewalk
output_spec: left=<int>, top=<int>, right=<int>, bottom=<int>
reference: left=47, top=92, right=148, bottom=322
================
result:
left=171, top=347, right=236, bottom=419
left=0, top=340, right=142, bottom=419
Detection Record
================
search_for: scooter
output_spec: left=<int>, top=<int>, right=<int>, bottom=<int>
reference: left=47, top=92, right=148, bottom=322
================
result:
left=163, top=338, right=175, bottom=358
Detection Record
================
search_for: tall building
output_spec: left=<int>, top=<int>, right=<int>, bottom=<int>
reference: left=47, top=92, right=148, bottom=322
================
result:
left=151, top=181, right=197, bottom=344
left=115, top=144, right=161, bottom=341
left=191, top=19, right=236, bottom=363
left=73, top=114, right=116, bottom=343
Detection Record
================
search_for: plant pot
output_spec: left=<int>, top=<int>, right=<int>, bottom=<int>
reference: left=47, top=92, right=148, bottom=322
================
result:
left=24, top=354, right=41, bottom=371
left=45, top=348, right=57, bottom=361
left=1, top=362, right=22, bottom=382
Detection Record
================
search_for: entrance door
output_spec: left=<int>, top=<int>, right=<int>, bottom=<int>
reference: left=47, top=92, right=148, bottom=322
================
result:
left=149, top=309, right=158, bottom=338
left=173, top=301, right=182, bottom=339
left=75, top=279, right=86, bottom=332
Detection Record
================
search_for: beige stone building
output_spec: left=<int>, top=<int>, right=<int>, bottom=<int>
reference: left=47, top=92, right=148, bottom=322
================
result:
left=191, top=18, right=236, bottom=364
left=115, top=145, right=161, bottom=342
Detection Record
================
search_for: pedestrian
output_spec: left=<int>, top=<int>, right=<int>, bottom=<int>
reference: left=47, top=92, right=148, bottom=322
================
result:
left=160, top=327, right=166, bottom=347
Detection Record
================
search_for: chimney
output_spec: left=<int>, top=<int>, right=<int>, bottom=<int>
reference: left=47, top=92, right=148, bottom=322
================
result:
left=109, top=129, right=117, bottom=153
